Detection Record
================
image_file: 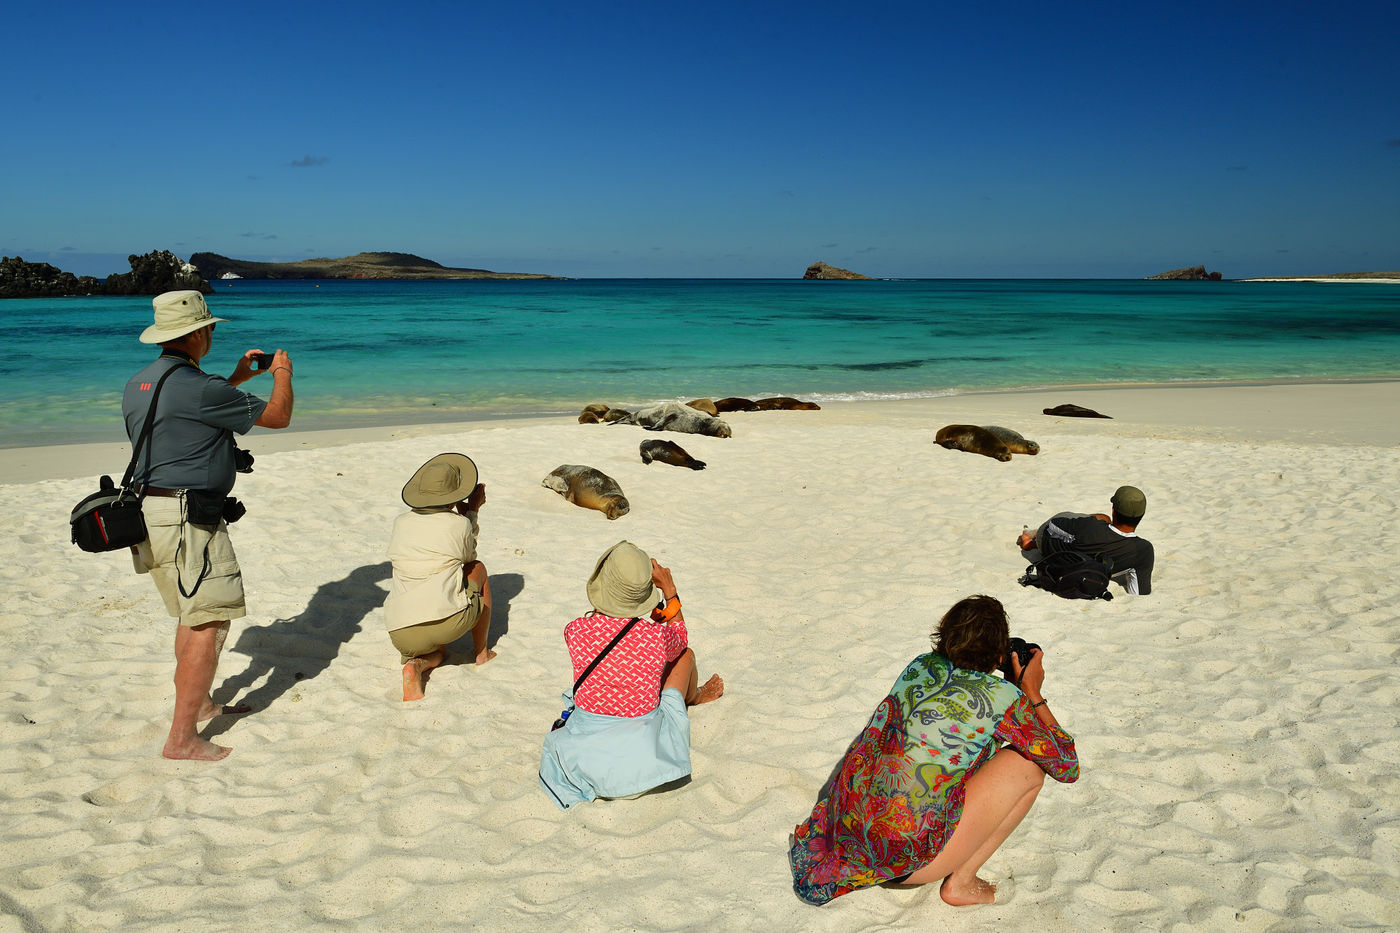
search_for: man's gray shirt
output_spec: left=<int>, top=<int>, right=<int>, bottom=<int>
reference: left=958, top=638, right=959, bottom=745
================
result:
left=122, top=355, right=267, bottom=496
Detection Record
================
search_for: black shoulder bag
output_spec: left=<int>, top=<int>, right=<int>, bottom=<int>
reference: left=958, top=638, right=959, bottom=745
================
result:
left=551, top=616, right=642, bottom=730
left=69, top=365, right=182, bottom=553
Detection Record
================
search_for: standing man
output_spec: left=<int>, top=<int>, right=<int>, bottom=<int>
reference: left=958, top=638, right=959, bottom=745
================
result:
left=1017, top=485, right=1155, bottom=595
left=123, top=290, right=294, bottom=760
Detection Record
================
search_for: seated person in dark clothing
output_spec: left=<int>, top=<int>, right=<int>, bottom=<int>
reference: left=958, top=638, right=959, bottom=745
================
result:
left=1017, top=485, right=1154, bottom=595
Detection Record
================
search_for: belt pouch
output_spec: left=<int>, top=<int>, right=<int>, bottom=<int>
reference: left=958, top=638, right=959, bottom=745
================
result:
left=184, top=489, right=227, bottom=525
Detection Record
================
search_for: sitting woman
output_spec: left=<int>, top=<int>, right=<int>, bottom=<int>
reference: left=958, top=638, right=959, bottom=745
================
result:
left=789, top=594, right=1077, bottom=907
left=385, top=453, right=495, bottom=701
left=539, top=541, right=723, bottom=809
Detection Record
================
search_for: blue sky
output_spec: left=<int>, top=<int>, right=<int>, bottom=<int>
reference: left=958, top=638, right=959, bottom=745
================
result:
left=4, top=0, right=1397, bottom=278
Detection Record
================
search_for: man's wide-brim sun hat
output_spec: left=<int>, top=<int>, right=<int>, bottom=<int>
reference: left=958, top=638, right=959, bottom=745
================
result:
left=586, top=541, right=659, bottom=619
left=139, top=290, right=228, bottom=344
left=402, top=453, right=479, bottom=509
left=1111, top=485, right=1148, bottom=519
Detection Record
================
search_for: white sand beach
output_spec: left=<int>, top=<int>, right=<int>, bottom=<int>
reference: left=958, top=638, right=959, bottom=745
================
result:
left=3, top=382, right=1399, bottom=931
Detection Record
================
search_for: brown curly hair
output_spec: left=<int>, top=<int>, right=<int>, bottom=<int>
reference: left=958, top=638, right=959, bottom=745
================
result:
left=932, top=595, right=1010, bottom=673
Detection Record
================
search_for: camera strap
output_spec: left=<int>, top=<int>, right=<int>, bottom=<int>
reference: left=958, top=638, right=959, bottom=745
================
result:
left=121, top=360, right=188, bottom=499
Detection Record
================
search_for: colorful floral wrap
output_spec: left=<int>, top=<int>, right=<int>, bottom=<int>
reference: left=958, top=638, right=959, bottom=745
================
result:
left=788, top=652, right=1079, bottom=905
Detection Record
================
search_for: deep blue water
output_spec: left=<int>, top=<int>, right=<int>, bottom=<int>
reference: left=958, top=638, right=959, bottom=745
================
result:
left=2, top=278, right=1398, bottom=447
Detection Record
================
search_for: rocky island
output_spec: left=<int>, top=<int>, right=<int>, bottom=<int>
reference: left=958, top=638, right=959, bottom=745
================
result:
left=803, top=261, right=871, bottom=280
left=190, top=251, right=559, bottom=281
left=1, top=250, right=211, bottom=299
left=1146, top=265, right=1224, bottom=281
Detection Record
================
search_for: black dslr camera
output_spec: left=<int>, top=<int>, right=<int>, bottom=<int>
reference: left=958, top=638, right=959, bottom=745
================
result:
left=1004, top=636, right=1041, bottom=685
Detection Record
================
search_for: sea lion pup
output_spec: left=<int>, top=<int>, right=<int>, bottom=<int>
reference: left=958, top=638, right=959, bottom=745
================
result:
left=935, top=424, right=1012, bottom=462
left=687, top=398, right=719, bottom=416
left=713, top=397, right=760, bottom=413
left=754, top=396, right=821, bottom=411
left=618, top=402, right=733, bottom=438
left=1043, top=403, right=1112, bottom=419
left=981, top=425, right=1039, bottom=455
left=579, top=403, right=615, bottom=424
left=603, top=407, right=633, bottom=423
left=639, top=439, right=706, bottom=470
left=542, top=465, right=630, bottom=520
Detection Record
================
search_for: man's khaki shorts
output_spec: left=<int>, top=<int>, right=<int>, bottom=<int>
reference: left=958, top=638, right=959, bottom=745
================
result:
left=132, top=494, right=246, bottom=626
left=388, top=577, right=485, bottom=664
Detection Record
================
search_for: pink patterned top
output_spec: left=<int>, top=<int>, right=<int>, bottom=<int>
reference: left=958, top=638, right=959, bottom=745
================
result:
left=565, top=612, right=688, bottom=717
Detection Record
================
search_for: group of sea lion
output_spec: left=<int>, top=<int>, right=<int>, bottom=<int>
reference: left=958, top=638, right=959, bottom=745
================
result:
left=935, top=402, right=1114, bottom=461
left=577, top=396, right=819, bottom=426
left=549, top=394, right=818, bottom=519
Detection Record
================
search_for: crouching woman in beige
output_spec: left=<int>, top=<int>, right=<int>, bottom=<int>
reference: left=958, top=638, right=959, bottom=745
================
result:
left=385, top=453, right=495, bottom=700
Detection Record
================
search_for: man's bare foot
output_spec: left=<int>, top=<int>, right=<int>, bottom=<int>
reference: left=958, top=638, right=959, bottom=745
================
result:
left=196, top=698, right=252, bottom=722
left=940, top=874, right=996, bottom=906
left=163, top=736, right=231, bottom=761
left=475, top=648, right=497, bottom=666
left=403, top=658, right=430, bottom=701
left=692, top=674, right=724, bottom=705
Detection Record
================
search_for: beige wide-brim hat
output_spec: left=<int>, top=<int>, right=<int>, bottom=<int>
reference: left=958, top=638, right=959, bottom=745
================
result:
left=139, top=290, right=228, bottom=344
left=586, top=541, right=659, bottom=619
left=402, top=453, right=479, bottom=509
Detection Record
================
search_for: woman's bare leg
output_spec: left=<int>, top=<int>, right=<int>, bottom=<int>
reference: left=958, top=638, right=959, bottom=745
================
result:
left=661, top=647, right=723, bottom=705
left=901, top=747, right=1045, bottom=905
left=465, top=562, right=495, bottom=665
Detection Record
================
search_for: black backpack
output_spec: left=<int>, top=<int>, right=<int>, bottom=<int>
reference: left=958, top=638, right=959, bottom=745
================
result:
left=1020, top=550, right=1114, bottom=601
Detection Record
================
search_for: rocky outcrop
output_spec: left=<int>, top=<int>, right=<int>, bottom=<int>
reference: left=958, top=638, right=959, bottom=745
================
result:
left=1146, top=265, right=1223, bottom=281
left=803, top=261, right=872, bottom=280
left=1, top=251, right=210, bottom=299
left=189, top=251, right=559, bottom=280
left=0, top=257, right=100, bottom=298
left=102, top=250, right=211, bottom=295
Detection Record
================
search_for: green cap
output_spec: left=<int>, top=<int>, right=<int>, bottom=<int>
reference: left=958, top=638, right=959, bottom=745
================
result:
left=1111, top=485, right=1147, bottom=519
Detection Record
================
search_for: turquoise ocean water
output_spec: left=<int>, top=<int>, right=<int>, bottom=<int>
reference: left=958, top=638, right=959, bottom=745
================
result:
left=2, top=278, right=1398, bottom=448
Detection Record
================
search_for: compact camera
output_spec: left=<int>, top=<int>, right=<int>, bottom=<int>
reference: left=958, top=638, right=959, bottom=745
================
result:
left=251, top=352, right=274, bottom=370
left=1004, top=636, right=1042, bottom=685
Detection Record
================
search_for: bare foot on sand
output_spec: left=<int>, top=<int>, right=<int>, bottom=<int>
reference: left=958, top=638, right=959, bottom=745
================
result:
left=940, top=874, right=996, bottom=906
left=196, top=697, right=253, bottom=722
left=163, top=736, right=232, bottom=761
left=693, top=674, right=724, bottom=705
left=475, top=648, right=498, bottom=666
left=403, top=658, right=430, bottom=701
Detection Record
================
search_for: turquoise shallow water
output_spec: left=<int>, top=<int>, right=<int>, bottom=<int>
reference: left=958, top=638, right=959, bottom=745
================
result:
left=2, top=278, right=1398, bottom=447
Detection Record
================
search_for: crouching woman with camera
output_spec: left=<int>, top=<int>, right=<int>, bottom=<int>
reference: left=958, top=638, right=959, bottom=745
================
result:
left=789, top=594, right=1077, bottom=908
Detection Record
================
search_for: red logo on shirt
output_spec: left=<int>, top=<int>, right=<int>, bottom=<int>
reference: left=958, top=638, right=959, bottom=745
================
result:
left=140, top=382, right=152, bottom=391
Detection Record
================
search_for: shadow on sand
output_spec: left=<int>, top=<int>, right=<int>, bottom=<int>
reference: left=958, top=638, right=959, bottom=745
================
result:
left=205, top=561, right=390, bottom=738
left=442, top=571, right=524, bottom=665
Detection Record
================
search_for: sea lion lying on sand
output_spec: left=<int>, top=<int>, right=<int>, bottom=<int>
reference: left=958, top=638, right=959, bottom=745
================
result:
left=577, top=403, right=633, bottom=424
left=542, top=465, right=630, bottom=520
left=618, top=402, right=732, bottom=438
left=935, top=424, right=1012, bottom=462
left=753, top=396, right=820, bottom=411
left=640, top=439, right=706, bottom=470
left=1043, top=403, right=1112, bottom=419
left=982, top=425, right=1039, bottom=455
left=687, top=398, right=719, bottom=416
left=713, top=397, right=760, bottom=413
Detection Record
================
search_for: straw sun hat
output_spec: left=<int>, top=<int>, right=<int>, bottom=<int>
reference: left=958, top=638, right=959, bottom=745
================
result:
left=139, top=290, right=228, bottom=344
left=402, top=453, right=479, bottom=509
left=586, top=541, right=660, bottom=619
